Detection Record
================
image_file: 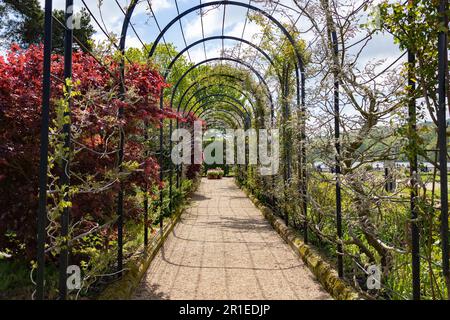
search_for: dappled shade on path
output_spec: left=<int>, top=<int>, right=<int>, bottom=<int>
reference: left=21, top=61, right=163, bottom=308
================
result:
left=133, top=178, right=331, bottom=300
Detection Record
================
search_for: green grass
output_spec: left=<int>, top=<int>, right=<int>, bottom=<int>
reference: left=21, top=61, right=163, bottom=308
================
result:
left=0, top=257, right=58, bottom=300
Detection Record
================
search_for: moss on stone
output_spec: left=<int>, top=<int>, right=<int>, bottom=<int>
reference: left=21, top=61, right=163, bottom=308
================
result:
left=240, top=184, right=361, bottom=301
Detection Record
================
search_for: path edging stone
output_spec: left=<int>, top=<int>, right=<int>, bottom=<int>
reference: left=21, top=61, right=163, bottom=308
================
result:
left=98, top=179, right=200, bottom=300
left=240, top=186, right=361, bottom=300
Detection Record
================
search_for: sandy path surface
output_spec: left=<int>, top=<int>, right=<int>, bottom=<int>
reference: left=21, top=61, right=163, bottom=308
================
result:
left=133, top=178, right=331, bottom=300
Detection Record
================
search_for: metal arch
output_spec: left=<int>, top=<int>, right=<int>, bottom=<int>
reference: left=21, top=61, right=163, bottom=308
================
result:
left=186, top=94, right=252, bottom=121
left=199, top=105, right=245, bottom=126
left=177, top=73, right=274, bottom=115
left=182, top=97, right=248, bottom=125
left=170, top=57, right=273, bottom=113
left=188, top=100, right=250, bottom=129
left=201, top=109, right=241, bottom=125
left=119, top=0, right=138, bottom=56
left=195, top=102, right=250, bottom=130
left=191, top=99, right=248, bottom=125
left=182, top=84, right=257, bottom=116
left=148, top=0, right=305, bottom=114
left=148, top=1, right=305, bottom=74
left=201, top=110, right=243, bottom=128
left=116, top=0, right=139, bottom=278
left=164, top=35, right=279, bottom=79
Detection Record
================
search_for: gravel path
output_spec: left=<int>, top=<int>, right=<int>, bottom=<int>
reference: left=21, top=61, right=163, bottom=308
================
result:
left=133, top=178, right=331, bottom=300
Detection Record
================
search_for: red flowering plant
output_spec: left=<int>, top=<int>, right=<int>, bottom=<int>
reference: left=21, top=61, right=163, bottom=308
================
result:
left=0, top=44, right=188, bottom=263
left=178, top=112, right=206, bottom=180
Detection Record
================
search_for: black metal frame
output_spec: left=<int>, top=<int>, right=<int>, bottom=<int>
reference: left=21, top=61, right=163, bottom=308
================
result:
left=177, top=73, right=275, bottom=113
left=181, top=84, right=257, bottom=114
left=34, top=0, right=449, bottom=301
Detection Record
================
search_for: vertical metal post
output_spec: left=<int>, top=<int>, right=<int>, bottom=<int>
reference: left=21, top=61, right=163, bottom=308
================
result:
left=143, top=125, right=149, bottom=248
left=176, top=120, right=181, bottom=189
left=58, top=0, right=73, bottom=300
left=282, top=69, right=289, bottom=225
left=169, top=120, right=173, bottom=215
left=301, top=71, right=308, bottom=244
left=36, top=0, right=53, bottom=301
left=407, top=1, right=420, bottom=299
left=437, top=0, right=449, bottom=299
left=116, top=0, right=139, bottom=277
left=144, top=191, right=148, bottom=247
left=159, top=94, right=164, bottom=233
left=331, top=28, right=343, bottom=278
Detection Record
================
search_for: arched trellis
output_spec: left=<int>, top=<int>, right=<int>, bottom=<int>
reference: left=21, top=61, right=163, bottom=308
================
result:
left=150, top=2, right=307, bottom=210
left=174, top=96, right=252, bottom=192
left=167, top=57, right=282, bottom=193
left=164, top=35, right=282, bottom=86
left=32, top=0, right=308, bottom=299
left=161, top=55, right=298, bottom=230
left=169, top=57, right=276, bottom=114
left=32, top=0, right=449, bottom=301
left=148, top=0, right=305, bottom=99
left=126, top=0, right=448, bottom=301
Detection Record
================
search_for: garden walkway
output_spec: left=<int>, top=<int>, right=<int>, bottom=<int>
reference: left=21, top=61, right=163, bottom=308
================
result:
left=133, top=178, right=331, bottom=300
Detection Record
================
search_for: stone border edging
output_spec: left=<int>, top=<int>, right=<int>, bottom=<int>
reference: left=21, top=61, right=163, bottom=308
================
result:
left=98, top=180, right=200, bottom=300
left=241, top=187, right=361, bottom=300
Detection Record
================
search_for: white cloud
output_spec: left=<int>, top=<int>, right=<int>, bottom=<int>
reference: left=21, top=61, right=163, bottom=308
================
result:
left=134, top=0, right=173, bottom=15
left=227, top=21, right=262, bottom=43
left=150, top=0, right=173, bottom=12
left=184, top=7, right=224, bottom=40
left=125, top=35, right=142, bottom=49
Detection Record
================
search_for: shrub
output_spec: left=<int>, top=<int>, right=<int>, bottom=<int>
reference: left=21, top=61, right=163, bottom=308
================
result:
left=0, top=44, right=189, bottom=260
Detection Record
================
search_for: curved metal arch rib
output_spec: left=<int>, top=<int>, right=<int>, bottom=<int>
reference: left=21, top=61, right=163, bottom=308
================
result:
left=178, top=73, right=274, bottom=114
left=183, top=84, right=257, bottom=116
left=191, top=99, right=248, bottom=123
left=199, top=103, right=249, bottom=130
left=147, top=0, right=304, bottom=112
left=198, top=103, right=246, bottom=125
left=189, top=100, right=250, bottom=129
left=148, top=1, right=305, bottom=74
left=201, top=109, right=243, bottom=128
left=170, top=57, right=273, bottom=114
left=187, top=93, right=252, bottom=121
left=205, top=119, right=235, bottom=129
left=164, top=36, right=279, bottom=79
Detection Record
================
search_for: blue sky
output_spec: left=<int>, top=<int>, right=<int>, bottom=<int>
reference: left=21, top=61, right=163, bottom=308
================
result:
left=34, top=0, right=404, bottom=119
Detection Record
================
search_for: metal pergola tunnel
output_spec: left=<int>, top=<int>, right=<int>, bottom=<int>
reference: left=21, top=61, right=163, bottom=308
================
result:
left=28, top=0, right=450, bottom=300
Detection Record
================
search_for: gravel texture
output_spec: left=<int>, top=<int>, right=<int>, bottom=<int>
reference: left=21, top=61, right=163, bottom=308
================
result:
left=133, top=178, right=331, bottom=300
